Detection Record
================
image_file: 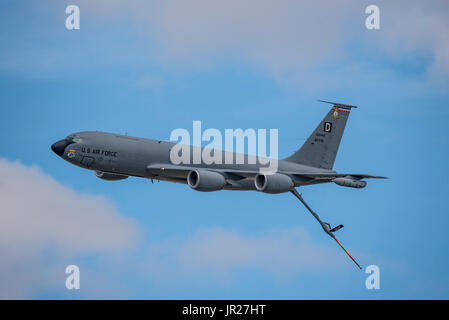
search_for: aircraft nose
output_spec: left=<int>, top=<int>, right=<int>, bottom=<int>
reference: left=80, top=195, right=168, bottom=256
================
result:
left=51, top=139, right=69, bottom=156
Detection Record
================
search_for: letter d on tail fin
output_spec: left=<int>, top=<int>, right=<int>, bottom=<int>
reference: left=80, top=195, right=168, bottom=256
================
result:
left=284, top=100, right=357, bottom=170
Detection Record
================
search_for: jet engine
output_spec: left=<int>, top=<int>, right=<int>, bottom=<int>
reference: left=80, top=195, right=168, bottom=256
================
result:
left=333, top=177, right=366, bottom=188
left=95, top=171, right=128, bottom=181
left=187, top=170, right=225, bottom=192
left=254, top=173, right=294, bottom=194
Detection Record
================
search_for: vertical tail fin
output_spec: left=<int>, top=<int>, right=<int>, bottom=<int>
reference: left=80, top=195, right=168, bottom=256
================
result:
left=284, top=100, right=357, bottom=170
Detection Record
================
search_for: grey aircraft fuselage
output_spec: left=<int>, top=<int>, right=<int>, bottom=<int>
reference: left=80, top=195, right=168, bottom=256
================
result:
left=51, top=102, right=384, bottom=193
left=50, top=130, right=330, bottom=190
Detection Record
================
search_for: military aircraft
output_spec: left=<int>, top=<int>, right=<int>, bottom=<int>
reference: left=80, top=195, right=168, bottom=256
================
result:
left=51, top=101, right=385, bottom=269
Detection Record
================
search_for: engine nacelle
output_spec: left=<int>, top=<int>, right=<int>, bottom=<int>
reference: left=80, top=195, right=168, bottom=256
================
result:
left=255, top=173, right=294, bottom=194
left=187, top=170, right=225, bottom=192
left=333, top=177, right=366, bottom=189
left=95, top=171, right=128, bottom=181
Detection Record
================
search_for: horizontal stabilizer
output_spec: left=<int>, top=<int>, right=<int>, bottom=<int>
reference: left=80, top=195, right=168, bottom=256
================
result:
left=318, top=100, right=358, bottom=109
left=296, top=173, right=388, bottom=180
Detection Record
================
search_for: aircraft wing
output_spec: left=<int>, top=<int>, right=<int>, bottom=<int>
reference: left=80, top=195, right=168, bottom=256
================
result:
left=146, top=163, right=258, bottom=179
left=146, top=163, right=387, bottom=180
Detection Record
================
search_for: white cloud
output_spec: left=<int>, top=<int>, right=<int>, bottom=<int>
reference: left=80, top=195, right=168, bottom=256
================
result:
left=20, top=0, right=430, bottom=95
left=376, top=0, right=449, bottom=80
left=142, top=0, right=449, bottom=86
left=147, top=0, right=449, bottom=78
left=147, top=0, right=352, bottom=67
left=144, top=227, right=346, bottom=284
left=0, top=159, right=410, bottom=298
left=0, top=158, right=349, bottom=298
left=2, top=1, right=448, bottom=86
left=0, top=158, right=140, bottom=298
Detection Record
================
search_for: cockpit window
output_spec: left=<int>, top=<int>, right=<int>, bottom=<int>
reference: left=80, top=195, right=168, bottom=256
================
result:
left=66, top=135, right=82, bottom=143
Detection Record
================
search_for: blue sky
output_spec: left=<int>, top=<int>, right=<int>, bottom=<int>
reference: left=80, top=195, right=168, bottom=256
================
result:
left=0, top=0, right=448, bottom=299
